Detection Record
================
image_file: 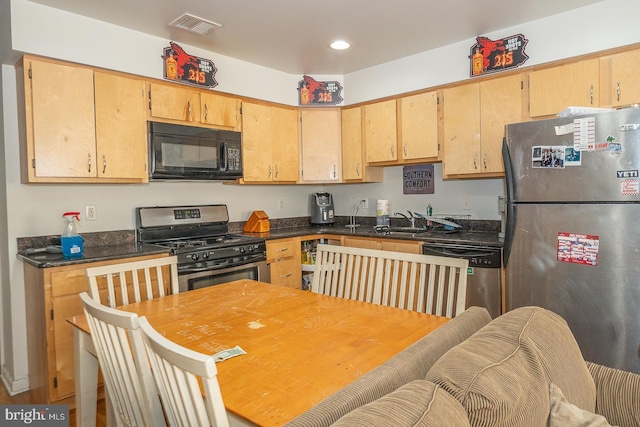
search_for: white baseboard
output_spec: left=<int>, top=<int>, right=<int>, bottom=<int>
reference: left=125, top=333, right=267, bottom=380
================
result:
left=1, top=365, right=29, bottom=396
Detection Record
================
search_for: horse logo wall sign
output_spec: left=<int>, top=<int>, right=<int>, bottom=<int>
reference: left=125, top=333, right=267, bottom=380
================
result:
left=162, top=41, right=218, bottom=88
left=469, top=34, right=529, bottom=77
left=298, top=75, right=344, bottom=106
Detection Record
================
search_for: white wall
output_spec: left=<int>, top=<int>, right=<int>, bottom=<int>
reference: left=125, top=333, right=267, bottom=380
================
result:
left=0, top=0, right=639, bottom=393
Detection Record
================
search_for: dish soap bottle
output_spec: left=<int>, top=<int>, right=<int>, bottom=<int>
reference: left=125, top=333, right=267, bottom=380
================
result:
left=61, top=211, right=84, bottom=258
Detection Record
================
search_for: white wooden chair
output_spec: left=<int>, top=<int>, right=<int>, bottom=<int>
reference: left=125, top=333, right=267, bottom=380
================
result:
left=86, top=255, right=179, bottom=308
left=311, top=244, right=469, bottom=318
left=79, top=292, right=166, bottom=426
left=137, top=316, right=231, bottom=427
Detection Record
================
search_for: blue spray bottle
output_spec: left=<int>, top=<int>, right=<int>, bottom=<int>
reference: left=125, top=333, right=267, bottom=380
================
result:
left=61, top=211, right=84, bottom=258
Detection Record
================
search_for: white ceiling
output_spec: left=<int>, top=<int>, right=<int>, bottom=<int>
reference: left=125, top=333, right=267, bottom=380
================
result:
left=27, top=0, right=603, bottom=75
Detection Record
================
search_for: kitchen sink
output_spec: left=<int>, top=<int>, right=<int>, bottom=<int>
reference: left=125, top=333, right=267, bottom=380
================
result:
left=371, top=227, right=430, bottom=237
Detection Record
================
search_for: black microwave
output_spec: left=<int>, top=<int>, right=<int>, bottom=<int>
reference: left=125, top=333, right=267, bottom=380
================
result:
left=148, top=121, right=242, bottom=180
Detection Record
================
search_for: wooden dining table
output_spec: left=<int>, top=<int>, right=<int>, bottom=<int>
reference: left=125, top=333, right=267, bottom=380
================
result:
left=69, top=279, right=449, bottom=426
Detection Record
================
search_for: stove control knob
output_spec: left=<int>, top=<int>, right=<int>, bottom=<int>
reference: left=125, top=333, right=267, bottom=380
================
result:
left=201, top=252, right=210, bottom=260
left=239, top=246, right=246, bottom=253
left=190, top=253, right=199, bottom=261
left=248, top=245, right=254, bottom=252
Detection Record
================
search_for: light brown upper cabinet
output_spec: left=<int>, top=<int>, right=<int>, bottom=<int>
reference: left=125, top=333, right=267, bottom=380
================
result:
left=397, top=91, right=440, bottom=163
left=600, top=48, right=640, bottom=108
left=18, top=57, right=148, bottom=183
left=364, top=99, right=398, bottom=163
left=241, top=101, right=299, bottom=183
left=442, top=74, right=523, bottom=178
left=341, top=106, right=383, bottom=182
left=148, top=82, right=241, bottom=130
left=200, top=92, right=241, bottom=129
left=94, top=72, right=148, bottom=180
left=299, top=108, right=342, bottom=183
left=528, top=58, right=599, bottom=118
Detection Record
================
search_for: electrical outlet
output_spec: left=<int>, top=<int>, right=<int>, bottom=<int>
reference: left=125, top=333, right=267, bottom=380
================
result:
left=85, top=205, right=97, bottom=221
left=362, top=198, right=369, bottom=209
left=278, top=199, right=285, bottom=210
left=462, top=196, right=471, bottom=211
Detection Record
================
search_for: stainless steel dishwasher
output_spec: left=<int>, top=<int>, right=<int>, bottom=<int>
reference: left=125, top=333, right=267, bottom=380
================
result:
left=422, top=242, right=502, bottom=318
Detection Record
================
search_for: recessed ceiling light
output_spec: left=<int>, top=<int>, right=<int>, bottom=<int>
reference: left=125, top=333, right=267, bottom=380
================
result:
left=330, top=40, right=351, bottom=50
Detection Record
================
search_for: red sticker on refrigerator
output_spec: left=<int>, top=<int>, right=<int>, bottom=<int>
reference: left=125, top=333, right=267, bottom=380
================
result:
left=557, top=232, right=599, bottom=266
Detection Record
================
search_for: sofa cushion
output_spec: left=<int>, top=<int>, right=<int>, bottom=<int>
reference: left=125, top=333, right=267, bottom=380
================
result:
left=284, top=306, right=492, bottom=427
left=425, top=306, right=596, bottom=426
left=548, top=383, right=616, bottom=427
left=330, top=380, right=471, bottom=427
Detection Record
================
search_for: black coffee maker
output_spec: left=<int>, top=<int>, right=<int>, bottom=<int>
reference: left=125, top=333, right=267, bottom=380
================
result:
left=309, top=192, right=335, bottom=225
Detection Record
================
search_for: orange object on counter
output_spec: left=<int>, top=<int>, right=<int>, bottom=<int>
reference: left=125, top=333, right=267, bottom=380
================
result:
left=243, top=211, right=270, bottom=233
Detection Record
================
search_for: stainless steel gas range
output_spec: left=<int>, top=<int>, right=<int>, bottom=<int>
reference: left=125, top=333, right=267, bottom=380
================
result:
left=136, top=205, right=269, bottom=292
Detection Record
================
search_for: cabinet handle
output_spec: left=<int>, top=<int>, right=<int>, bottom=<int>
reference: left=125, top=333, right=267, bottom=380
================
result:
left=268, top=165, right=272, bottom=179
left=280, top=273, right=293, bottom=278
left=275, top=165, right=279, bottom=178
left=616, top=80, right=621, bottom=102
left=333, top=164, right=336, bottom=178
left=88, top=153, right=92, bottom=173
left=403, top=144, right=407, bottom=156
left=356, top=163, right=360, bottom=177
left=483, top=153, right=487, bottom=169
left=187, top=101, right=193, bottom=121
left=590, top=84, right=594, bottom=105
left=473, top=154, right=478, bottom=170
left=102, top=154, right=107, bottom=174
left=204, top=104, right=208, bottom=120
left=390, top=145, right=395, bottom=158
left=276, top=248, right=289, bottom=253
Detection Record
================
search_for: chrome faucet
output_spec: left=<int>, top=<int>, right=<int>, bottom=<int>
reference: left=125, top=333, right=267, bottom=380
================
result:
left=393, top=210, right=416, bottom=228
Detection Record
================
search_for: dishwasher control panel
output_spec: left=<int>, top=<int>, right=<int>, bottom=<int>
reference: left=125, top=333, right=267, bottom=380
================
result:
left=422, top=243, right=502, bottom=269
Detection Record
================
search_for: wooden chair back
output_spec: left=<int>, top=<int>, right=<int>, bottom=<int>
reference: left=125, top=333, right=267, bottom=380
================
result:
left=79, top=292, right=166, bottom=426
left=138, top=316, right=230, bottom=427
left=311, top=244, right=469, bottom=318
left=86, top=256, right=179, bottom=308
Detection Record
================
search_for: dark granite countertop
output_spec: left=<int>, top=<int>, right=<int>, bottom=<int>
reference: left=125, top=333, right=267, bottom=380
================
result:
left=17, top=216, right=502, bottom=269
left=244, top=225, right=503, bottom=247
left=17, top=242, right=170, bottom=268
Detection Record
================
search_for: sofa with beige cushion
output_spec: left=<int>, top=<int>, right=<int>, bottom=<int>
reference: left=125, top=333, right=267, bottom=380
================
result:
left=285, top=306, right=640, bottom=427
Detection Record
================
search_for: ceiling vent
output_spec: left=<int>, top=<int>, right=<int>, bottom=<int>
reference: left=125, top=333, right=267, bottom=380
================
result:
left=169, top=13, right=221, bottom=36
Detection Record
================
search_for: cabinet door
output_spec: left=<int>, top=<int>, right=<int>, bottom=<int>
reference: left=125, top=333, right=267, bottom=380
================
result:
left=300, top=109, right=342, bottom=182
left=399, top=91, right=439, bottom=161
left=241, top=102, right=274, bottom=182
left=364, top=100, right=398, bottom=163
left=529, top=58, right=599, bottom=117
left=29, top=60, right=96, bottom=178
left=608, top=49, right=640, bottom=107
left=271, top=106, right=299, bottom=182
left=94, top=72, right=148, bottom=180
left=200, top=92, right=241, bottom=129
left=343, top=237, right=380, bottom=250
left=442, top=84, right=481, bottom=176
left=479, top=74, right=523, bottom=174
left=380, top=240, right=422, bottom=254
left=341, top=107, right=364, bottom=180
left=149, top=82, right=201, bottom=122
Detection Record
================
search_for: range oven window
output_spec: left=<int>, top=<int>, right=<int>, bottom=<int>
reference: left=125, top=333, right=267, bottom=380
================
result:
left=178, top=261, right=270, bottom=293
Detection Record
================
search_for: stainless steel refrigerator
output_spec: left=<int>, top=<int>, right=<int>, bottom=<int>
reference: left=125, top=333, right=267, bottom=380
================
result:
left=503, top=107, right=640, bottom=374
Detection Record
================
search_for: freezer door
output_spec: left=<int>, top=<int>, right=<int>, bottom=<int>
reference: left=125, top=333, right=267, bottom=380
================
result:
left=506, top=203, right=640, bottom=373
left=505, top=108, right=640, bottom=203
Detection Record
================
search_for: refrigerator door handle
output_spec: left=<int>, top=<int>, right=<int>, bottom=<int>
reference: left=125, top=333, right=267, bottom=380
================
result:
left=502, top=137, right=516, bottom=266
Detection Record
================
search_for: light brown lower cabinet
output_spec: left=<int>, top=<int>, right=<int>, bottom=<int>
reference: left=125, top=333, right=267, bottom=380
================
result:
left=342, top=236, right=423, bottom=254
left=23, top=253, right=169, bottom=404
left=266, top=238, right=302, bottom=288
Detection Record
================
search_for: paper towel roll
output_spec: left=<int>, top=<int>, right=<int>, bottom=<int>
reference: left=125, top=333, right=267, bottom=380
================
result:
left=376, top=200, right=390, bottom=226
